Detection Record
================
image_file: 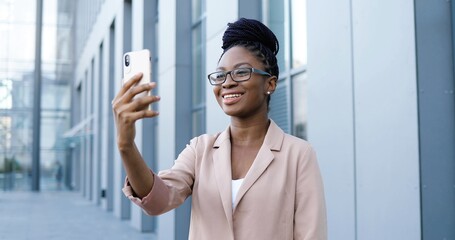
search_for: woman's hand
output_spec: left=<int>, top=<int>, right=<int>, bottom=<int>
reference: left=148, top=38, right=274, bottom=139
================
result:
left=112, top=72, right=160, bottom=150
left=112, top=72, right=158, bottom=198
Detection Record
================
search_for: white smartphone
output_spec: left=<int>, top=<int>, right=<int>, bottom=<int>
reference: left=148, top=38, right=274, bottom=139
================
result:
left=122, top=49, right=152, bottom=99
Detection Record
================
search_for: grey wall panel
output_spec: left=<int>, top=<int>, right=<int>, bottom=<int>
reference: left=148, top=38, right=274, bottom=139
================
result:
left=415, top=0, right=455, bottom=239
left=239, top=0, right=261, bottom=20
left=351, top=1, right=420, bottom=239
left=174, top=1, right=192, bottom=239
left=106, top=21, right=115, bottom=212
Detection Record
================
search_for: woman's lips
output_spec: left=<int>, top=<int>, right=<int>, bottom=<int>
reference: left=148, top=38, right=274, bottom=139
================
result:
left=222, top=93, right=243, bottom=104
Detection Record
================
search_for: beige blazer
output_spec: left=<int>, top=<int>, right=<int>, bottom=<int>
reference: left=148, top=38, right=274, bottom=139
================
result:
left=123, top=120, right=327, bottom=240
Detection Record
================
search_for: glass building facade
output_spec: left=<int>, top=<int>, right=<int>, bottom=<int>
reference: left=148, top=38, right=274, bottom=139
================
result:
left=0, top=0, right=72, bottom=191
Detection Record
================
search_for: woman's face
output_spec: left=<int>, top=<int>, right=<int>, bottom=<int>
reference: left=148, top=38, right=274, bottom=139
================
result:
left=212, top=46, right=276, bottom=118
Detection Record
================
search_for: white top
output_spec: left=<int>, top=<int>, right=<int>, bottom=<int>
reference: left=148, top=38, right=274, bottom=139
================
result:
left=231, top=178, right=244, bottom=210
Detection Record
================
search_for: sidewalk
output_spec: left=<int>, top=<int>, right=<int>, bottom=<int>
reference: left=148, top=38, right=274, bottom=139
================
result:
left=0, top=191, right=155, bottom=240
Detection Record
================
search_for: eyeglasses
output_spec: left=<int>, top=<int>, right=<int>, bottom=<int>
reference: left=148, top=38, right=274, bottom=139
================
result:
left=207, top=67, right=272, bottom=86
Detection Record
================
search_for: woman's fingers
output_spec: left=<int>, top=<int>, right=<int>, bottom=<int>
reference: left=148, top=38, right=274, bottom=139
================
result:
left=113, top=81, right=157, bottom=108
left=113, top=72, right=143, bottom=102
left=112, top=82, right=160, bottom=123
left=124, top=72, right=144, bottom=89
left=115, top=92, right=160, bottom=113
left=117, top=109, right=160, bottom=125
left=127, top=94, right=161, bottom=112
left=139, top=94, right=161, bottom=106
left=126, top=82, right=157, bottom=100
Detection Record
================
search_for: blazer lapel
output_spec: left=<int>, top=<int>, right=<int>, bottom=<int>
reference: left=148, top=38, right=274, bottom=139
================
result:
left=233, top=145, right=274, bottom=209
left=234, top=120, right=284, bottom=209
left=212, top=128, right=234, bottom=230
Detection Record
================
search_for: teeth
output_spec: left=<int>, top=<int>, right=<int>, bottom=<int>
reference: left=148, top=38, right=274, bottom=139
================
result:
left=223, top=94, right=242, bottom=99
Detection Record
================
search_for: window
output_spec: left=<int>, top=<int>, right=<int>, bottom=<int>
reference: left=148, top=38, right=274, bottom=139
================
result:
left=290, top=0, right=307, bottom=68
left=191, top=0, right=206, bottom=137
left=265, top=0, right=308, bottom=139
left=292, top=72, right=307, bottom=139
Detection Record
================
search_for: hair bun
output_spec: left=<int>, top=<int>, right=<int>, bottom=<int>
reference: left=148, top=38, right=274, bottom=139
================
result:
left=222, top=18, right=279, bottom=56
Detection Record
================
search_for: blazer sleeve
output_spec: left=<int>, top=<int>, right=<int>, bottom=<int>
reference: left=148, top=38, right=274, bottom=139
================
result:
left=294, top=145, right=327, bottom=240
left=122, top=137, right=198, bottom=216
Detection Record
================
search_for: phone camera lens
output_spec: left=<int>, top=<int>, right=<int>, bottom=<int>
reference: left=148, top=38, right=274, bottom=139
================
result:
left=125, top=54, right=130, bottom=67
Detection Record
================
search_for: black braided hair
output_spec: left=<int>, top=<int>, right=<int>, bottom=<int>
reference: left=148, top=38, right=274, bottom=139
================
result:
left=221, top=18, right=280, bottom=79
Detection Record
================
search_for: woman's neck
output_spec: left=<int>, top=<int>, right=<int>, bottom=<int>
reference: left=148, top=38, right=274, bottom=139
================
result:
left=229, top=116, right=270, bottom=145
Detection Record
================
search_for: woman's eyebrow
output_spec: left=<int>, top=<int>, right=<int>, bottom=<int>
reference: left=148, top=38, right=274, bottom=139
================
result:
left=234, top=62, right=252, bottom=68
left=216, top=62, right=252, bottom=71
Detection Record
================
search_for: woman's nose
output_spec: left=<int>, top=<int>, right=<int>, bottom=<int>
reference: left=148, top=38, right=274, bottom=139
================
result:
left=222, top=73, right=237, bottom=88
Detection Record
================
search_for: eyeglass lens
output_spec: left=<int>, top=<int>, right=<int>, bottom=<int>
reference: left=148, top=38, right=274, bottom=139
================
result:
left=210, top=68, right=252, bottom=84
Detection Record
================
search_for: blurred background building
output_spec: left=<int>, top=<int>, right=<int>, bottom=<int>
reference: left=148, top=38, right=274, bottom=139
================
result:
left=0, top=0, right=72, bottom=191
left=0, top=0, right=454, bottom=239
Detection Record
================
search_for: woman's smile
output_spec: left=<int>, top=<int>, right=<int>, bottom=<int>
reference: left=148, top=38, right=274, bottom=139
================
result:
left=222, top=92, right=244, bottom=104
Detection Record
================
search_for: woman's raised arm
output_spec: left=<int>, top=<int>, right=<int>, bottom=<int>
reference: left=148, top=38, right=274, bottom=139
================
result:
left=112, top=72, right=160, bottom=198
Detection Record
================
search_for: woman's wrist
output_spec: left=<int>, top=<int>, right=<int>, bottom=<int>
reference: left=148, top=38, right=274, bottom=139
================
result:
left=117, top=140, right=136, bottom=153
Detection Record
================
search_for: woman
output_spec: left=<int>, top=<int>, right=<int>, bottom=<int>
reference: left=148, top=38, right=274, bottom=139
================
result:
left=113, top=18, right=327, bottom=240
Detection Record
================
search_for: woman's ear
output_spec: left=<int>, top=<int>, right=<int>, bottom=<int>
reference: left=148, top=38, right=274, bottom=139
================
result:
left=266, top=76, right=278, bottom=94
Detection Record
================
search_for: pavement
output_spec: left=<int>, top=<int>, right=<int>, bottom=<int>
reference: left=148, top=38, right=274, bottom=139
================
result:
left=0, top=191, right=155, bottom=240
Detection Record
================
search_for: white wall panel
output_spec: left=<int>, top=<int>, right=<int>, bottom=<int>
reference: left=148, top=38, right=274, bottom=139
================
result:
left=156, top=67, right=177, bottom=239
left=306, top=0, right=356, bottom=239
left=156, top=1, right=177, bottom=239
left=100, top=29, right=110, bottom=210
left=92, top=50, right=101, bottom=205
left=206, top=0, right=238, bottom=40
left=351, top=0, right=420, bottom=239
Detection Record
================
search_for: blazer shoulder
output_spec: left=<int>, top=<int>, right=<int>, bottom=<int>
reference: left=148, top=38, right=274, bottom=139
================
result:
left=281, top=132, right=316, bottom=154
left=188, top=132, right=223, bottom=149
left=282, top=132, right=312, bottom=147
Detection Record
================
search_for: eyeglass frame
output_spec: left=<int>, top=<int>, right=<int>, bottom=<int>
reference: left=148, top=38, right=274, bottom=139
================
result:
left=207, top=67, right=272, bottom=86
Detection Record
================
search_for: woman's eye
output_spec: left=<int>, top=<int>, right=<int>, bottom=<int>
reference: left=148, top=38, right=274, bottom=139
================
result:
left=234, top=69, right=249, bottom=76
left=215, top=73, right=226, bottom=80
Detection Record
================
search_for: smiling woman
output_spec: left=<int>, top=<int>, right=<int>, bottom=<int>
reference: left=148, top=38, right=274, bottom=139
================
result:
left=211, top=46, right=275, bottom=118
left=113, top=17, right=327, bottom=240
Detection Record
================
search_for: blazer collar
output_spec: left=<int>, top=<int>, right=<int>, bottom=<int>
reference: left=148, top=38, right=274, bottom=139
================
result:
left=213, top=119, right=284, bottom=151
left=261, top=120, right=285, bottom=152
left=212, top=120, right=285, bottom=228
